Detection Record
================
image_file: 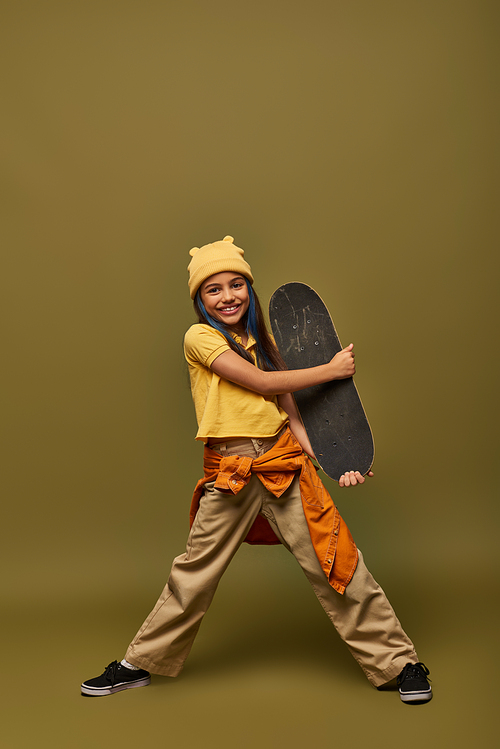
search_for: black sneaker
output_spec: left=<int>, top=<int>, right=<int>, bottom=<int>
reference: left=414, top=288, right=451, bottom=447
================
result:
left=81, top=660, right=151, bottom=696
left=397, top=662, right=432, bottom=704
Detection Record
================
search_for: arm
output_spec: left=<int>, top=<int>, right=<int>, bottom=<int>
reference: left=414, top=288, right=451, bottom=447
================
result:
left=211, top=340, right=373, bottom=485
left=277, top=392, right=316, bottom=459
left=210, top=343, right=356, bottom=395
left=280, top=391, right=374, bottom=486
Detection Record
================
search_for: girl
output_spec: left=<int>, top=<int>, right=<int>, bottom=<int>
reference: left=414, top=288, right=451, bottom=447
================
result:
left=81, top=235, right=432, bottom=704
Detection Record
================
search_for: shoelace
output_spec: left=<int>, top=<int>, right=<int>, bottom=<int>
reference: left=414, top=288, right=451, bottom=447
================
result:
left=397, top=662, right=431, bottom=686
left=103, top=660, right=120, bottom=686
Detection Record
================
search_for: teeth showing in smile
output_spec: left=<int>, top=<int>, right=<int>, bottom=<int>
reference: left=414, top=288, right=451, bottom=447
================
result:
left=220, top=306, right=238, bottom=312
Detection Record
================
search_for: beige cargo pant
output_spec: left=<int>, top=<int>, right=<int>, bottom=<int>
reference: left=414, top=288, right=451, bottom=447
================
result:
left=126, top=435, right=418, bottom=687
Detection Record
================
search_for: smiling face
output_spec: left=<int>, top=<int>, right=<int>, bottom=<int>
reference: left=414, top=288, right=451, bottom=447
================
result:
left=199, top=272, right=250, bottom=331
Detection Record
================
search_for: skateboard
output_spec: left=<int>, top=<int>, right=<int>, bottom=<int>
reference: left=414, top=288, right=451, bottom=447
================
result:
left=269, top=282, right=374, bottom=481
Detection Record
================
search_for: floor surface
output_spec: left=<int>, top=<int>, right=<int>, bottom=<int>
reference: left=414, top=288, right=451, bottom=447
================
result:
left=3, top=544, right=495, bottom=749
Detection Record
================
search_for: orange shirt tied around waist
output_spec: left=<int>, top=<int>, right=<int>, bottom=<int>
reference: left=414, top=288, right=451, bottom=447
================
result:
left=189, top=427, right=358, bottom=595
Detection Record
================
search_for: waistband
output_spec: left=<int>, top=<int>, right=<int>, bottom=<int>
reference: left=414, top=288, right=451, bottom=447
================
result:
left=210, top=426, right=288, bottom=458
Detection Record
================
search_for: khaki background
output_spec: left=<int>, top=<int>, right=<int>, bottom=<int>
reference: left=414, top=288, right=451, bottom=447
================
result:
left=2, top=1, right=499, bottom=747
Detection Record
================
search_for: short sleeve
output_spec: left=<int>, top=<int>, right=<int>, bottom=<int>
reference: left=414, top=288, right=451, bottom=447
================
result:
left=184, top=324, right=230, bottom=367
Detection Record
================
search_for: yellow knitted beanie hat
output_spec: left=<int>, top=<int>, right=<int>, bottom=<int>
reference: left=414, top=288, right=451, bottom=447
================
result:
left=187, top=235, right=254, bottom=299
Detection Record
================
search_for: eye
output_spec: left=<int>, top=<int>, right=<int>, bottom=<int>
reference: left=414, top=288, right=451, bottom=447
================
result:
left=232, top=282, right=244, bottom=289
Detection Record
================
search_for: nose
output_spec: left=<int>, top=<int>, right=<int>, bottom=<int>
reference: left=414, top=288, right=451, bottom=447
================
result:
left=221, top=286, right=235, bottom=303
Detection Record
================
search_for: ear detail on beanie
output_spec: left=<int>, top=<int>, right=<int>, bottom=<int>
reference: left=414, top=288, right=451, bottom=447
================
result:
left=189, top=247, right=200, bottom=257
left=223, top=236, right=234, bottom=243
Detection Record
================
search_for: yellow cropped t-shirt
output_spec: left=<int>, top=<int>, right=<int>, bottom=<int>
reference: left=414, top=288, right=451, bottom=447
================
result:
left=183, top=324, right=289, bottom=442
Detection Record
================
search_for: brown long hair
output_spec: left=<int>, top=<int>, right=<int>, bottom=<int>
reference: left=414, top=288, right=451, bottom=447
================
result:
left=194, top=282, right=287, bottom=372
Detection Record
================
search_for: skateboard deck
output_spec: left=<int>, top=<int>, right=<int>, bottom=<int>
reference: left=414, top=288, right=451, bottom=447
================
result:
left=269, top=282, right=374, bottom=481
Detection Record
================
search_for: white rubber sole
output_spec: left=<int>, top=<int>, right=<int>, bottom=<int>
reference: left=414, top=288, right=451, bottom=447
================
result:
left=399, top=687, right=433, bottom=703
left=81, top=676, right=151, bottom=696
